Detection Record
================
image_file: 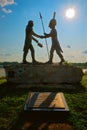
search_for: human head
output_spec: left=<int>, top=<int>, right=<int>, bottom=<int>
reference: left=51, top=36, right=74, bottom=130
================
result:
left=28, top=20, right=34, bottom=27
left=49, top=19, right=56, bottom=28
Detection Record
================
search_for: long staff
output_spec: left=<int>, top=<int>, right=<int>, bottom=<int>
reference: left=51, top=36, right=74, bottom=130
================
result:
left=53, top=11, right=56, bottom=19
left=39, top=12, right=49, bottom=59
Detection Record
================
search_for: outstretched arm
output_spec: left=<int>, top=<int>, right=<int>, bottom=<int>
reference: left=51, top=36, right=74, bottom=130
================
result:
left=37, top=32, right=51, bottom=39
left=32, top=31, right=42, bottom=38
left=32, top=30, right=51, bottom=39
left=44, top=32, right=51, bottom=37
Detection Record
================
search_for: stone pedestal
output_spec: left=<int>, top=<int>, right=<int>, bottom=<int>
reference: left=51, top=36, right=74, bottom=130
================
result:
left=4, top=63, right=83, bottom=84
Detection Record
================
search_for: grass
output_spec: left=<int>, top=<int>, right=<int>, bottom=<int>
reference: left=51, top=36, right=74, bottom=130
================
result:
left=0, top=75, right=87, bottom=130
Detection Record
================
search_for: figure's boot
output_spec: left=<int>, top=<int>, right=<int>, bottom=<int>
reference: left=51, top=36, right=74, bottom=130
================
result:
left=59, top=57, right=65, bottom=64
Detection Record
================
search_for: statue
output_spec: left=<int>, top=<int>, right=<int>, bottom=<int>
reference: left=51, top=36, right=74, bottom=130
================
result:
left=22, top=20, right=43, bottom=64
left=23, top=13, right=65, bottom=64
left=40, top=12, right=65, bottom=64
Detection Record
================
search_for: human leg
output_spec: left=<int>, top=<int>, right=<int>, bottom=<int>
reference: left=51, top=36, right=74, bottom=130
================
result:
left=56, top=47, right=65, bottom=64
left=22, top=50, right=29, bottom=63
left=46, top=46, right=54, bottom=63
left=30, top=44, right=37, bottom=63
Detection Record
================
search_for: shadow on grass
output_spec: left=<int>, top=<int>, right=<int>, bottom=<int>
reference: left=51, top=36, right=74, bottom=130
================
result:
left=0, top=82, right=28, bottom=99
left=10, top=111, right=73, bottom=130
left=27, top=83, right=86, bottom=94
left=0, top=81, right=86, bottom=99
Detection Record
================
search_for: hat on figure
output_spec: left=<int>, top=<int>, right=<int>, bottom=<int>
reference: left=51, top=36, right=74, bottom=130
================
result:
left=49, top=12, right=56, bottom=28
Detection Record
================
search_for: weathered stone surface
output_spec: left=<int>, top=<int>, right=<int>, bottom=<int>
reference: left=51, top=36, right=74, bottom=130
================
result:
left=4, top=63, right=83, bottom=84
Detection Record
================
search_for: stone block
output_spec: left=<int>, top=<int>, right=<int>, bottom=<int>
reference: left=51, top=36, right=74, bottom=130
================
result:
left=4, top=63, right=83, bottom=84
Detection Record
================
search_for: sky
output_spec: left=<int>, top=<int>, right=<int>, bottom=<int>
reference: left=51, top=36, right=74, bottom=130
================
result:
left=0, top=0, right=87, bottom=63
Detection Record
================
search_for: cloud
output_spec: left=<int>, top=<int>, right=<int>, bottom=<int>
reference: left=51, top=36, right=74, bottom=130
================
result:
left=0, top=15, right=5, bottom=19
left=63, top=48, right=87, bottom=63
left=0, top=53, right=11, bottom=57
left=83, top=50, right=87, bottom=54
left=0, top=49, right=11, bottom=57
left=0, top=0, right=16, bottom=7
left=66, top=45, right=71, bottom=48
left=5, top=53, right=11, bottom=56
left=2, top=8, right=12, bottom=13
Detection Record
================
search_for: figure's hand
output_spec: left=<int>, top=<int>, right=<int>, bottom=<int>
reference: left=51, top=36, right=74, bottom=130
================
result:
left=39, top=35, right=44, bottom=38
left=38, top=43, right=43, bottom=48
left=44, top=33, right=47, bottom=35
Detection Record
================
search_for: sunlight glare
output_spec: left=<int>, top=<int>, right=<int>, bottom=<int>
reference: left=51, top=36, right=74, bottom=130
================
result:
left=65, top=8, right=75, bottom=19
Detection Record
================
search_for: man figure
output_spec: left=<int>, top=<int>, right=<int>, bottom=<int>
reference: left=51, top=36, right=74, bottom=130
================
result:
left=23, top=20, right=42, bottom=64
left=40, top=18, right=65, bottom=64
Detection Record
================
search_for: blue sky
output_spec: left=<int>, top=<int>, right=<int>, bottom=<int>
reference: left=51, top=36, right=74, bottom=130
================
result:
left=0, top=0, right=87, bottom=63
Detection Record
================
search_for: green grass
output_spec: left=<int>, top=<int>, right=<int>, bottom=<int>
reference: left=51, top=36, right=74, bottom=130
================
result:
left=0, top=77, right=7, bottom=84
left=0, top=76, right=87, bottom=130
left=64, top=75, right=87, bottom=130
left=81, top=75, right=87, bottom=90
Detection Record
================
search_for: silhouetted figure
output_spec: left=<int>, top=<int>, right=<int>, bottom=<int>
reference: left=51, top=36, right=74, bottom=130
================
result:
left=40, top=18, right=65, bottom=64
left=23, top=20, right=42, bottom=64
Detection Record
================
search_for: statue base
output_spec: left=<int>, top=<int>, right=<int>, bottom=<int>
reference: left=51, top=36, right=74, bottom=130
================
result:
left=4, top=63, right=83, bottom=84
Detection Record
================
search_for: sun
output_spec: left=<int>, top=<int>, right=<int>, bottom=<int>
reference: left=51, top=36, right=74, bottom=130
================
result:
left=65, top=8, right=75, bottom=19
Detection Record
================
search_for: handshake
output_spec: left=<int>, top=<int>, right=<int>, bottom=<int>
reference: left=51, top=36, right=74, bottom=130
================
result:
left=34, top=33, right=47, bottom=48
left=39, top=33, right=47, bottom=39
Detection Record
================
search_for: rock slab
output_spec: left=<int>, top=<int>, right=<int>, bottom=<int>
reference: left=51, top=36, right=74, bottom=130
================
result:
left=4, top=63, right=83, bottom=84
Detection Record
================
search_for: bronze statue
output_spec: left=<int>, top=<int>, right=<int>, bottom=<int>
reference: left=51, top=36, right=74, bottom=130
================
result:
left=40, top=13, right=65, bottom=64
left=22, top=20, right=43, bottom=64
